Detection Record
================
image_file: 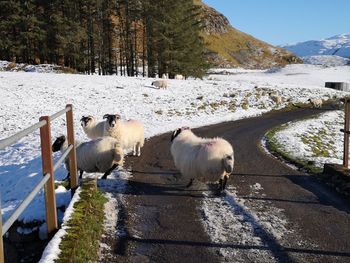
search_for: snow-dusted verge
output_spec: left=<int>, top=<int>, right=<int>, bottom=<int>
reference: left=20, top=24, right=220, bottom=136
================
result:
left=97, top=169, right=131, bottom=261
left=0, top=64, right=349, bottom=228
left=38, top=187, right=81, bottom=263
left=201, top=185, right=291, bottom=262
left=266, top=110, right=343, bottom=171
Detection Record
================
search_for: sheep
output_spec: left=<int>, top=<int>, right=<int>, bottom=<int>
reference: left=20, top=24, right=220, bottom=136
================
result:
left=103, top=114, right=145, bottom=156
left=80, top=115, right=107, bottom=139
left=52, top=135, right=124, bottom=180
left=170, top=127, right=234, bottom=194
left=269, top=92, right=283, bottom=105
left=308, top=98, right=323, bottom=108
left=152, top=80, right=168, bottom=89
left=175, top=74, right=184, bottom=80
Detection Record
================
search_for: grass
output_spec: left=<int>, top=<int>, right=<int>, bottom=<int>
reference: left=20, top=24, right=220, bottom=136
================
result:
left=202, top=27, right=301, bottom=67
left=56, top=179, right=107, bottom=263
left=241, top=99, right=249, bottom=110
left=265, top=124, right=323, bottom=174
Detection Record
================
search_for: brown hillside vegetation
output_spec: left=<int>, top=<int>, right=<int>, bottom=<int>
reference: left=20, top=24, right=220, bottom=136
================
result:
left=196, top=0, right=302, bottom=68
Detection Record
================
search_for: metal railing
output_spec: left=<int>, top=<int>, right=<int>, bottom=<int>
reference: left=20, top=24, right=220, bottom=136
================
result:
left=0, top=104, right=78, bottom=263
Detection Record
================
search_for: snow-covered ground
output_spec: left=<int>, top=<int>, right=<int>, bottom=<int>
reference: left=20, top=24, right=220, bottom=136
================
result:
left=302, top=55, right=350, bottom=67
left=0, top=63, right=350, bottom=259
left=202, top=185, right=290, bottom=262
left=266, top=110, right=344, bottom=170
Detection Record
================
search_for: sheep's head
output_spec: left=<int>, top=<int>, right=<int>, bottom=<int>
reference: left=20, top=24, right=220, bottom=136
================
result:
left=80, top=116, right=95, bottom=128
left=52, top=135, right=67, bottom=152
left=223, top=153, right=234, bottom=174
left=103, top=114, right=121, bottom=128
left=170, top=126, right=191, bottom=142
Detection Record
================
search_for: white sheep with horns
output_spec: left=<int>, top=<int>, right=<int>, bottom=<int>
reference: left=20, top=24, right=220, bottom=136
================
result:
left=52, top=135, right=124, bottom=180
left=80, top=115, right=107, bottom=139
left=152, top=80, right=168, bottom=89
left=103, top=114, right=145, bottom=156
left=308, top=98, right=323, bottom=108
left=170, top=127, right=234, bottom=193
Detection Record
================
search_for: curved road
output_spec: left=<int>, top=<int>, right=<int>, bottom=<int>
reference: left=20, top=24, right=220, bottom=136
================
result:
left=101, top=106, right=350, bottom=263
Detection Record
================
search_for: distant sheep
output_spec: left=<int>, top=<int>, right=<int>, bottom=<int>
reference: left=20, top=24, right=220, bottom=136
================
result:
left=175, top=74, right=184, bottom=80
left=308, top=98, right=323, bottom=108
left=80, top=116, right=106, bottom=139
left=207, top=76, right=218, bottom=81
left=104, top=114, right=145, bottom=156
left=170, top=127, right=234, bottom=193
left=52, top=135, right=124, bottom=180
left=152, top=80, right=168, bottom=89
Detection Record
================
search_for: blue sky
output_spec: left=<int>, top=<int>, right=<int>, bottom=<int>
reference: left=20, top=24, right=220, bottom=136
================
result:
left=203, top=0, right=350, bottom=45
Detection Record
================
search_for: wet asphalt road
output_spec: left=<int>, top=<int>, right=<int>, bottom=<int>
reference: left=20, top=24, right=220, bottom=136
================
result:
left=103, top=106, right=350, bottom=263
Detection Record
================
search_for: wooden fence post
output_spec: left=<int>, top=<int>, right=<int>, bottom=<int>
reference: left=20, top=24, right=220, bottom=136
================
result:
left=0, top=195, right=4, bottom=263
left=39, top=116, right=58, bottom=233
left=343, top=100, right=350, bottom=168
left=66, top=104, right=78, bottom=190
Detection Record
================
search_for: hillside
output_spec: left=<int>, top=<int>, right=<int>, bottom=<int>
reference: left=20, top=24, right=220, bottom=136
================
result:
left=282, top=33, right=350, bottom=58
left=198, top=1, right=301, bottom=68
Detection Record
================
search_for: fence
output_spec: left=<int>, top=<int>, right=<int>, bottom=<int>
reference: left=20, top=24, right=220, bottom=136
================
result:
left=0, top=104, right=78, bottom=263
left=341, top=99, right=350, bottom=168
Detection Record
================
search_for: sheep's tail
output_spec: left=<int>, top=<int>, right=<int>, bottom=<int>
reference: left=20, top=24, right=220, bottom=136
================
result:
left=113, top=143, right=124, bottom=166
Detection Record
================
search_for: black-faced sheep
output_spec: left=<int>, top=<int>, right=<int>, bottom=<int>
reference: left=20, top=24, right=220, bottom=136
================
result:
left=170, top=127, right=234, bottom=193
left=152, top=80, right=168, bottom=89
left=80, top=115, right=106, bottom=139
left=52, top=135, right=124, bottom=180
left=103, top=114, right=145, bottom=156
left=308, top=98, right=322, bottom=108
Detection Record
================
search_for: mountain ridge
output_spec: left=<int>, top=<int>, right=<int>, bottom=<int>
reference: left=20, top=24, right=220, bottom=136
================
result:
left=197, top=0, right=302, bottom=68
left=281, top=33, right=350, bottom=58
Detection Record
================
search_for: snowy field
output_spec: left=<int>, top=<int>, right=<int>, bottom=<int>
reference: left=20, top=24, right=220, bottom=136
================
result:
left=0, top=63, right=350, bottom=251
left=266, top=110, right=344, bottom=171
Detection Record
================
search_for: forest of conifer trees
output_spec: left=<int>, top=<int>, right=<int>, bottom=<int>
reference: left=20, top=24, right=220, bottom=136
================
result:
left=0, top=0, right=209, bottom=78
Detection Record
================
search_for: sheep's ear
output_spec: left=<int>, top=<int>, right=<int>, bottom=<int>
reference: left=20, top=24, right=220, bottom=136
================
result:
left=80, top=116, right=85, bottom=121
left=171, top=129, right=182, bottom=142
left=103, top=114, right=109, bottom=119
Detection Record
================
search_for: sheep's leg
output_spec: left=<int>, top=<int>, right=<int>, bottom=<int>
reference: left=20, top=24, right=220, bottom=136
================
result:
left=217, top=175, right=228, bottom=195
left=186, top=178, right=194, bottom=188
left=136, top=143, right=141, bottom=156
left=79, top=170, right=84, bottom=179
left=218, top=178, right=223, bottom=191
left=101, top=164, right=118, bottom=179
left=132, top=144, right=137, bottom=156
left=222, top=175, right=228, bottom=190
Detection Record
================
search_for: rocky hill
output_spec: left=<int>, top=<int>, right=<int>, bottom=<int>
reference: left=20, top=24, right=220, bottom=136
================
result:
left=197, top=0, right=302, bottom=68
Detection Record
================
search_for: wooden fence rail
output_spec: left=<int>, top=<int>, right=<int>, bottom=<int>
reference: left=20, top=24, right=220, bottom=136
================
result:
left=0, top=104, right=78, bottom=263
